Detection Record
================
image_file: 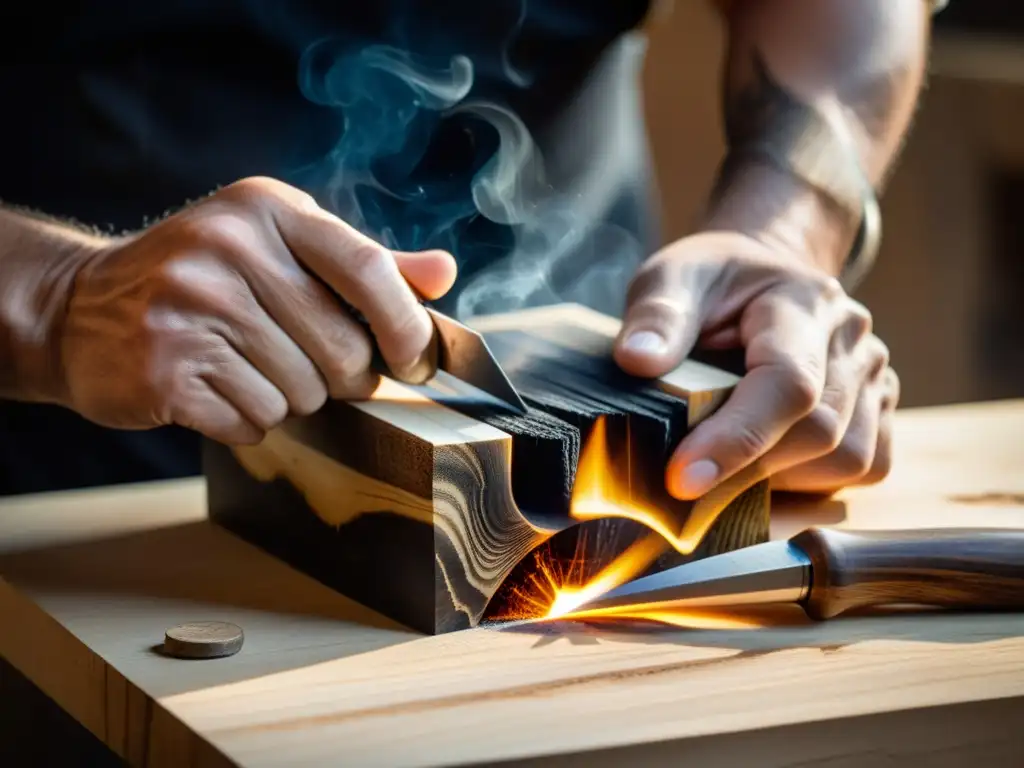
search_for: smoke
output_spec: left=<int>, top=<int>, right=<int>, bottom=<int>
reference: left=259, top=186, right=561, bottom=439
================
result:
left=294, top=9, right=648, bottom=320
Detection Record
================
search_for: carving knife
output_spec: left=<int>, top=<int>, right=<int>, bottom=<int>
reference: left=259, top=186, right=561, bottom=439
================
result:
left=570, top=527, right=1024, bottom=620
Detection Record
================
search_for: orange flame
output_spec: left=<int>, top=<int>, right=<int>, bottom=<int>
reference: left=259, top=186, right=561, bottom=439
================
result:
left=528, top=415, right=762, bottom=627
left=569, top=416, right=733, bottom=556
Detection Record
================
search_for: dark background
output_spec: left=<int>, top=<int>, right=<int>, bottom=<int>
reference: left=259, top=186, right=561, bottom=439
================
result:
left=934, top=0, right=1024, bottom=34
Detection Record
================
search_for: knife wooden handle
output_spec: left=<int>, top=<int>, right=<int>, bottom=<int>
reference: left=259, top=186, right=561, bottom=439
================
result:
left=790, top=527, right=1024, bottom=620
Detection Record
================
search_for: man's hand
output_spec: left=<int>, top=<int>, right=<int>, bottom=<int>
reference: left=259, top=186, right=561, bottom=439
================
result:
left=57, top=176, right=456, bottom=445
left=614, top=231, right=897, bottom=498
left=614, top=0, right=938, bottom=499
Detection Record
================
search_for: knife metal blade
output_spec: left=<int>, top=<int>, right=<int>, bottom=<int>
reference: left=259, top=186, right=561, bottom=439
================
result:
left=570, top=527, right=1024, bottom=620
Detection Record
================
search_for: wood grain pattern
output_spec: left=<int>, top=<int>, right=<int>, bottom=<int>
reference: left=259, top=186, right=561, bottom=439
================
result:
left=205, top=378, right=547, bottom=635
left=792, top=526, right=1024, bottom=620
left=1, top=401, right=1023, bottom=766
left=205, top=303, right=771, bottom=634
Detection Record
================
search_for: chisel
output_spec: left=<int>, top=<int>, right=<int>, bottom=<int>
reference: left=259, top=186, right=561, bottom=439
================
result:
left=571, top=527, right=1024, bottom=620
left=408, top=306, right=528, bottom=415
left=311, top=267, right=528, bottom=414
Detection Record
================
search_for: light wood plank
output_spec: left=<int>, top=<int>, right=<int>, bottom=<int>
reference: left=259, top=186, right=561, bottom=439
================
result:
left=1, top=400, right=1023, bottom=766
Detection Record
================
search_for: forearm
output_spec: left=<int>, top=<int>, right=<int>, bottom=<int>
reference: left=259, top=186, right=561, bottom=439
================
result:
left=0, top=206, right=106, bottom=403
left=704, top=0, right=935, bottom=277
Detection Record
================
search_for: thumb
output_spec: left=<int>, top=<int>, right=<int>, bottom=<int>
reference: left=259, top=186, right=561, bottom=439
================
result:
left=393, top=249, right=458, bottom=301
left=614, top=265, right=705, bottom=379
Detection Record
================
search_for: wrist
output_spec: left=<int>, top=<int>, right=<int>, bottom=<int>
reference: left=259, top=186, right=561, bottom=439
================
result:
left=0, top=208, right=110, bottom=404
left=701, top=153, right=861, bottom=277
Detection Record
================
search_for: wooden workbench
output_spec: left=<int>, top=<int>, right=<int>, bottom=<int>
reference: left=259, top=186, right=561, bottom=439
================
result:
left=1, top=400, right=1023, bottom=767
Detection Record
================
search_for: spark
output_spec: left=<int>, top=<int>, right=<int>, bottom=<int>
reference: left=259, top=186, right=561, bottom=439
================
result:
left=498, top=416, right=767, bottom=629
left=544, top=532, right=667, bottom=619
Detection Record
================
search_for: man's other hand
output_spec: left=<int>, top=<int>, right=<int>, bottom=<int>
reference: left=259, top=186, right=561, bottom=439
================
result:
left=614, top=231, right=897, bottom=498
left=59, top=177, right=457, bottom=445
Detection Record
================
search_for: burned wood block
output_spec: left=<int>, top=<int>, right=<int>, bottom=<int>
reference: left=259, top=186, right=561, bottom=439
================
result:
left=204, top=303, right=771, bottom=634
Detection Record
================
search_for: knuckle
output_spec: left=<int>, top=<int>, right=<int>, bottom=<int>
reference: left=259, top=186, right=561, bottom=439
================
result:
left=230, top=383, right=289, bottom=434
left=777, top=361, right=821, bottom=413
left=255, top=396, right=290, bottom=432
left=171, top=394, right=266, bottom=447
left=862, top=336, right=890, bottom=383
left=842, top=300, right=873, bottom=341
left=728, top=421, right=773, bottom=463
left=211, top=413, right=266, bottom=446
left=804, top=406, right=844, bottom=453
left=161, top=215, right=262, bottom=274
left=289, top=380, right=329, bottom=417
left=216, top=176, right=286, bottom=208
left=140, top=303, right=181, bottom=339
left=139, top=310, right=196, bottom=390
left=198, top=214, right=263, bottom=266
left=816, top=275, right=845, bottom=303
left=153, top=254, right=202, bottom=297
left=346, top=242, right=395, bottom=285
left=834, top=438, right=875, bottom=478
left=203, top=286, right=262, bottom=333
left=326, top=352, right=371, bottom=386
left=154, top=261, right=262, bottom=332
left=388, top=308, right=433, bottom=368
left=197, top=335, right=238, bottom=368
left=220, top=290, right=264, bottom=334
left=863, top=449, right=893, bottom=484
left=625, top=260, right=670, bottom=304
left=205, top=288, right=254, bottom=329
left=322, top=329, right=374, bottom=387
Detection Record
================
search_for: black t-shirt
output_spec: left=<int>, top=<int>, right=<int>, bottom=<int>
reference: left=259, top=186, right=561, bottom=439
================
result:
left=0, top=0, right=659, bottom=495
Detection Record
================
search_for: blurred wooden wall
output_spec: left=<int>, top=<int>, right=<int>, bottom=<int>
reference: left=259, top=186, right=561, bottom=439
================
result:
left=639, top=1, right=1024, bottom=408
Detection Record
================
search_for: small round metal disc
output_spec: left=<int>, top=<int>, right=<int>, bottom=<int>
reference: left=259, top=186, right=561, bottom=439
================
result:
left=163, top=621, right=244, bottom=659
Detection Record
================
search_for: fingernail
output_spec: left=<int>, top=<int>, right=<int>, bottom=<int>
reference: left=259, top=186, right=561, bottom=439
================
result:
left=673, top=459, right=720, bottom=499
left=621, top=330, right=667, bottom=357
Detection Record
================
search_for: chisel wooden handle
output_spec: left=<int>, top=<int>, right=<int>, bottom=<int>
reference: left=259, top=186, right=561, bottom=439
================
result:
left=790, top=527, right=1024, bottom=620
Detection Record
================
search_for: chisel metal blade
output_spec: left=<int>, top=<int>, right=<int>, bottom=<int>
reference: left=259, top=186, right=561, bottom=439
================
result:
left=308, top=269, right=528, bottom=415
left=574, top=540, right=812, bottom=614
left=425, top=308, right=528, bottom=415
